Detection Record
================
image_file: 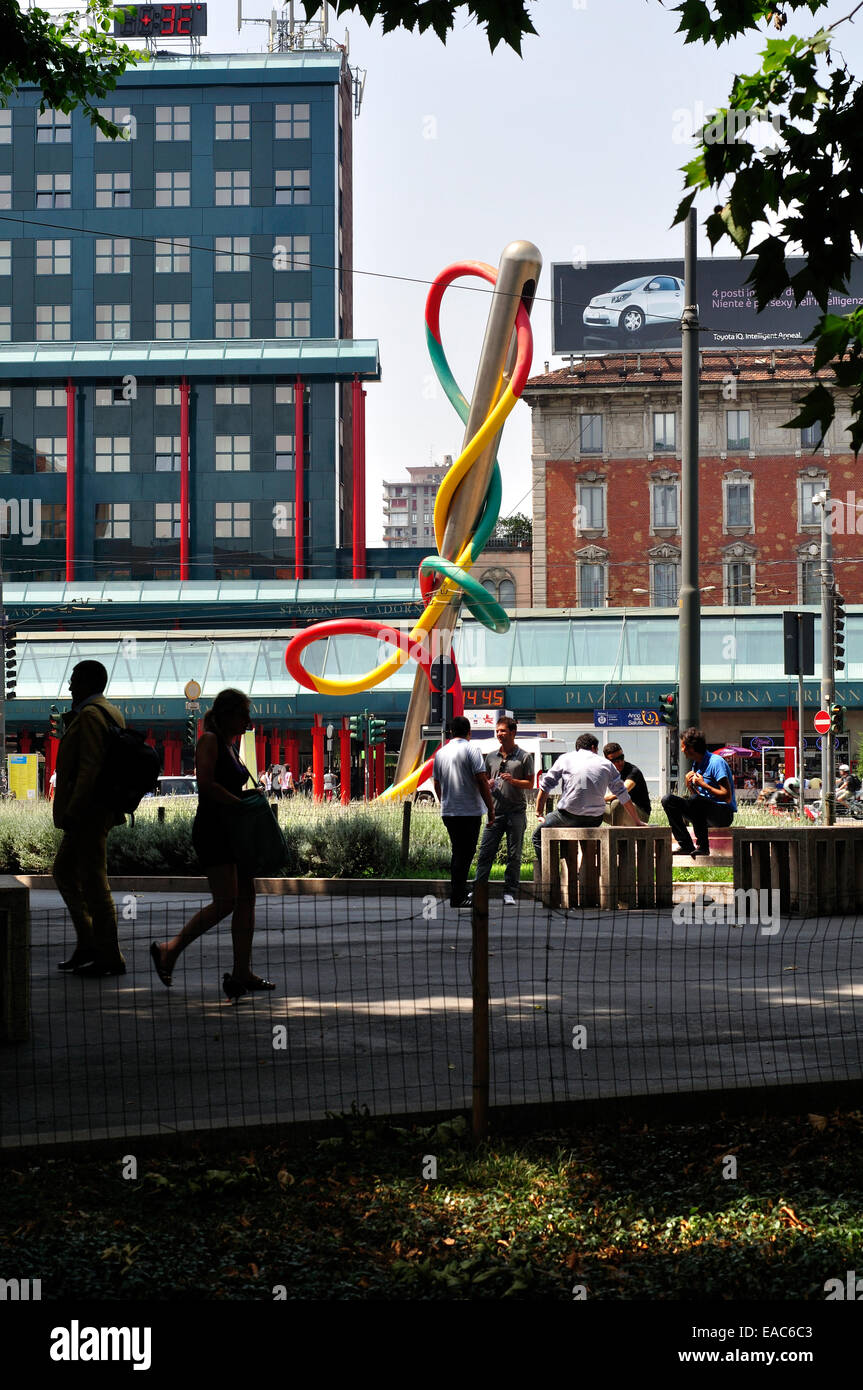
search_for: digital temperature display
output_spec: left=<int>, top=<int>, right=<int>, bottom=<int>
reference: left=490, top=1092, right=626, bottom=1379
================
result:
left=114, top=5, right=208, bottom=37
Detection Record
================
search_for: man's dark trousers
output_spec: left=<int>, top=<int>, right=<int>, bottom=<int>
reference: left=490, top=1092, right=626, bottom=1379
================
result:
left=661, top=793, right=733, bottom=852
left=442, top=815, right=482, bottom=906
left=476, top=806, right=526, bottom=896
left=532, top=809, right=604, bottom=866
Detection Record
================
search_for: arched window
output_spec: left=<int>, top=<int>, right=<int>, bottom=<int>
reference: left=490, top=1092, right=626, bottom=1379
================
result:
left=478, top=569, right=517, bottom=607
left=498, top=578, right=516, bottom=607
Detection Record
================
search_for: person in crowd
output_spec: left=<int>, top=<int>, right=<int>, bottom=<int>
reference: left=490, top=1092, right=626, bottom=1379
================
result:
left=52, top=660, right=128, bottom=976
left=602, top=741, right=652, bottom=824
left=433, top=715, right=495, bottom=909
left=661, top=727, right=736, bottom=857
left=261, top=766, right=273, bottom=796
left=323, top=768, right=335, bottom=801
left=836, top=764, right=861, bottom=805
left=533, top=732, right=643, bottom=868
left=151, top=687, right=275, bottom=1000
left=301, top=769, right=313, bottom=796
left=280, top=766, right=294, bottom=798
left=474, top=716, right=534, bottom=906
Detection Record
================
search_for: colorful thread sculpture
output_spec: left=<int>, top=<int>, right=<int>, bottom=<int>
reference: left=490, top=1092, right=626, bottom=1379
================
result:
left=285, top=258, right=534, bottom=800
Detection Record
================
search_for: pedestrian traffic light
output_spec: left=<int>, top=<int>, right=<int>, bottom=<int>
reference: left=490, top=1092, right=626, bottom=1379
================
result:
left=429, top=654, right=457, bottom=727
left=658, top=691, right=678, bottom=727
left=834, top=588, right=846, bottom=673
left=368, top=717, right=386, bottom=745
left=4, top=628, right=17, bottom=700
left=831, top=702, right=845, bottom=734
left=48, top=704, right=61, bottom=739
left=184, top=711, right=197, bottom=747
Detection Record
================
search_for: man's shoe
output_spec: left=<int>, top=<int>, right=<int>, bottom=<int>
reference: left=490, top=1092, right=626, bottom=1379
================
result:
left=57, top=949, right=96, bottom=972
left=672, top=846, right=697, bottom=856
left=74, top=959, right=126, bottom=978
left=503, top=893, right=516, bottom=906
left=451, top=893, right=473, bottom=909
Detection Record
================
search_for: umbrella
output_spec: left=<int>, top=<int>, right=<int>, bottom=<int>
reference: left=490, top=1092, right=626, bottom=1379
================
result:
left=714, top=746, right=755, bottom=758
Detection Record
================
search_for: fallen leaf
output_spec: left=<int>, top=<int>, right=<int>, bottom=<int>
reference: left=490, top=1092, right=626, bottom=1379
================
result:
left=808, top=1113, right=828, bottom=1131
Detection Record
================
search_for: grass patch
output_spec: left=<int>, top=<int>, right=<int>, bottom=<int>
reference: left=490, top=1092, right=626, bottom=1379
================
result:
left=3, top=1108, right=861, bottom=1300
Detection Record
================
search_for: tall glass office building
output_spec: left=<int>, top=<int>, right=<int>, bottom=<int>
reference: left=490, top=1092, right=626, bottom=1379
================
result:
left=0, top=46, right=379, bottom=582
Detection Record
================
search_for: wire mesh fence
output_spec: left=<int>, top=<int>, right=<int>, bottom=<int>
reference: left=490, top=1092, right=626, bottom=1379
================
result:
left=1, top=886, right=862, bottom=1148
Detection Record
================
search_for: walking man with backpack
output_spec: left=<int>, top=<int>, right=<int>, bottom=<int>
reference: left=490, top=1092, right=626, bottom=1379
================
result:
left=53, top=660, right=130, bottom=976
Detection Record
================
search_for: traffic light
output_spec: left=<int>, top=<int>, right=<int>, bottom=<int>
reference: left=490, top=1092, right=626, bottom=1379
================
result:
left=48, top=704, right=61, bottom=739
left=368, top=717, right=386, bottom=745
left=429, top=654, right=457, bottom=727
left=834, top=588, right=846, bottom=673
left=348, top=714, right=365, bottom=740
left=831, top=702, right=845, bottom=734
left=3, top=628, right=17, bottom=700
left=658, top=691, right=678, bottom=728
left=184, top=711, right=197, bottom=747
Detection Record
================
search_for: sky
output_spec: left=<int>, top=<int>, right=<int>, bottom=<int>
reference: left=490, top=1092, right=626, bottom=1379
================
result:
left=202, top=0, right=863, bottom=544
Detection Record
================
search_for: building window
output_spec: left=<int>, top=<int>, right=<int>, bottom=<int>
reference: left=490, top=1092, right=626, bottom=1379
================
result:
left=0, top=174, right=9, bottom=210
left=798, top=474, right=827, bottom=528
left=214, top=500, right=250, bottom=538
left=580, top=413, right=603, bottom=454
left=725, top=555, right=755, bottom=605
left=273, top=234, right=311, bottom=270
left=155, top=106, right=190, bottom=141
left=214, top=104, right=249, bottom=140
left=35, top=437, right=67, bottom=472
left=653, top=412, right=676, bottom=452
left=95, top=502, right=130, bottom=539
left=155, top=386, right=181, bottom=406
left=40, top=503, right=66, bottom=539
left=0, top=111, right=10, bottom=143
left=155, top=435, right=181, bottom=471
left=155, top=302, right=190, bottom=339
left=95, top=435, right=130, bottom=472
left=154, top=502, right=182, bottom=539
left=214, top=236, right=250, bottom=272
left=35, top=388, right=65, bottom=408
left=578, top=561, right=606, bottom=608
left=275, top=103, right=310, bottom=139
left=35, top=305, right=71, bottom=341
left=95, top=238, right=130, bottom=275
left=215, top=384, right=250, bottom=405
left=215, top=302, right=250, bottom=338
left=96, top=107, right=132, bottom=141
left=155, top=236, right=190, bottom=273
left=95, top=303, right=131, bottom=339
left=275, top=435, right=294, bottom=470
left=215, top=435, right=250, bottom=471
left=650, top=477, right=679, bottom=531
left=0, top=241, right=9, bottom=276
left=36, top=108, right=71, bottom=143
left=801, top=421, right=824, bottom=450
left=727, top=409, right=750, bottom=451
left=576, top=479, right=605, bottom=532
left=95, top=170, right=131, bottom=208
left=275, top=168, right=311, bottom=205
left=95, top=386, right=130, bottom=406
left=214, top=169, right=250, bottom=206
left=155, top=171, right=190, bottom=207
left=35, top=239, right=70, bottom=275
left=275, top=301, right=311, bottom=337
left=799, top=557, right=820, bottom=604
left=36, top=173, right=71, bottom=209
left=651, top=559, right=679, bottom=607
left=0, top=307, right=9, bottom=340
left=724, top=475, right=753, bottom=530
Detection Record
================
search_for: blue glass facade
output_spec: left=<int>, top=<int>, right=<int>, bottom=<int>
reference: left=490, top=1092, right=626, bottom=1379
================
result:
left=0, top=52, right=374, bottom=580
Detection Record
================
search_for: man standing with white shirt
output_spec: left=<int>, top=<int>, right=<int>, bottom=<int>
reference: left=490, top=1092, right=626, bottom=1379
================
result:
left=533, top=732, right=644, bottom=868
left=433, top=716, right=495, bottom=908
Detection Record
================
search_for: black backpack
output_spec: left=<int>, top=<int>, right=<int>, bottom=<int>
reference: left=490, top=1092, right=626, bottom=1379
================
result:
left=93, top=709, right=161, bottom=817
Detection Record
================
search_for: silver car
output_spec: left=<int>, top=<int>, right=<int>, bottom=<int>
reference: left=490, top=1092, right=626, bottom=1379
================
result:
left=583, top=274, right=684, bottom=336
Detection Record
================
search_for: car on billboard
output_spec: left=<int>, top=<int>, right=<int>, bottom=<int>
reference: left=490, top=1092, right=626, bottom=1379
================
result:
left=582, top=273, right=684, bottom=338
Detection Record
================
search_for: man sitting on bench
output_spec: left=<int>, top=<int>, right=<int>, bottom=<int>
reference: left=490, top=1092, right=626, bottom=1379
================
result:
left=661, top=727, right=736, bottom=858
left=533, top=731, right=644, bottom=870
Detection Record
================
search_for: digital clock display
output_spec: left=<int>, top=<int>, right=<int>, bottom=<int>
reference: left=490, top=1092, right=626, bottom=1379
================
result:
left=114, top=4, right=208, bottom=37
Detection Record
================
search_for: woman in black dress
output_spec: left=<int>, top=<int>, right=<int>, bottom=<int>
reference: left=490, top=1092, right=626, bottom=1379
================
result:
left=150, top=687, right=275, bottom=999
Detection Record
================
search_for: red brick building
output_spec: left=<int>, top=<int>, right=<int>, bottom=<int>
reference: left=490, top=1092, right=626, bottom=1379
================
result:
left=525, top=350, right=858, bottom=610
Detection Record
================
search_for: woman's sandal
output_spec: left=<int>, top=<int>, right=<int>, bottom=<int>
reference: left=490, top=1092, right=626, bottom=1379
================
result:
left=150, top=942, right=172, bottom=988
left=223, top=973, right=248, bottom=1000
left=245, top=975, right=277, bottom=991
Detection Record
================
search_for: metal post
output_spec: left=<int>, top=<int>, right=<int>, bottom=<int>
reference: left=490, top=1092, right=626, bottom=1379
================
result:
left=678, top=208, right=700, bottom=792
left=400, top=798, right=412, bottom=866
left=797, top=650, right=805, bottom=820
left=180, top=376, right=190, bottom=580
left=819, top=493, right=835, bottom=823
left=471, top=877, right=489, bottom=1144
left=0, top=528, right=5, bottom=796
left=294, top=378, right=305, bottom=580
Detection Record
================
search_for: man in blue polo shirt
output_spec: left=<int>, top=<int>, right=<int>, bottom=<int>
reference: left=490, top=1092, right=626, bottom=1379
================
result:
left=661, top=726, right=736, bottom=857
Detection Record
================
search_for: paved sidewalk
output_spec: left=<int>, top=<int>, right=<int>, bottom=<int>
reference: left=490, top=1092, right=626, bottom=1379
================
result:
left=2, top=889, right=862, bottom=1147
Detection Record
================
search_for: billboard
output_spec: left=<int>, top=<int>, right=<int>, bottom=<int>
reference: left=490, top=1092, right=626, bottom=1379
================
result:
left=552, top=256, right=863, bottom=356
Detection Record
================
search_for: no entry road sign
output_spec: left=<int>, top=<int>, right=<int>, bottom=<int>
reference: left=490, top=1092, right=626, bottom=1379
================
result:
left=814, top=710, right=831, bottom=735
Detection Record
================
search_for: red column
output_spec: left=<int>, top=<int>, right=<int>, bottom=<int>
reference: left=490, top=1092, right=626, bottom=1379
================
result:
left=339, top=717, right=350, bottom=803
left=65, top=378, right=75, bottom=580
left=19, top=730, right=31, bottom=754
left=375, top=741, right=385, bottom=798
left=352, top=375, right=367, bottom=579
left=180, top=376, right=190, bottom=580
left=285, top=732, right=299, bottom=778
left=783, top=713, right=799, bottom=777
left=45, top=734, right=58, bottom=789
left=312, top=715, right=324, bottom=800
left=269, top=731, right=282, bottom=767
left=294, top=379, right=304, bottom=579
left=255, top=729, right=267, bottom=772
left=145, top=727, right=157, bottom=747
left=163, top=735, right=181, bottom=776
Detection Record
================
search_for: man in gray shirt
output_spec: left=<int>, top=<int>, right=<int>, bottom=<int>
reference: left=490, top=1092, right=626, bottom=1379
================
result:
left=474, top=716, right=534, bottom=905
left=532, top=732, right=643, bottom=867
left=433, top=715, right=495, bottom=908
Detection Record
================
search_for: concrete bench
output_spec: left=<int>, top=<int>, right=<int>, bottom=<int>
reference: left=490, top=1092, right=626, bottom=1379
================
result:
left=732, top=825, right=863, bottom=915
left=541, top=825, right=673, bottom=910
left=0, top=875, right=30, bottom=1042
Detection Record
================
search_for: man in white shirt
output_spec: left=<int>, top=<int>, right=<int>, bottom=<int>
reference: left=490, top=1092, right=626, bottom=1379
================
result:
left=533, top=732, right=643, bottom=866
left=433, top=716, right=495, bottom=908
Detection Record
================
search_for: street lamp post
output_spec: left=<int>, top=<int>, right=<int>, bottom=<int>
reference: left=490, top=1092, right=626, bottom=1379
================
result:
left=813, top=490, right=835, bottom=823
